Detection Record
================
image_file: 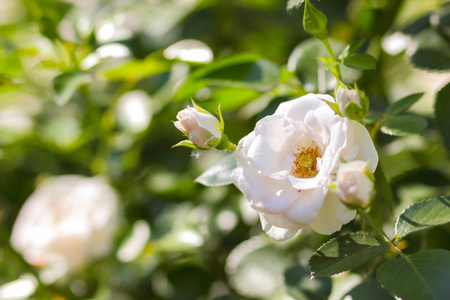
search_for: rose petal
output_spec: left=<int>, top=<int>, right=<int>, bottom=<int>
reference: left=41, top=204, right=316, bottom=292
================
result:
left=309, top=192, right=356, bottom=235
left=259, top=213, right=299, bottom=241
left=284, top=186, right=327, bottom=224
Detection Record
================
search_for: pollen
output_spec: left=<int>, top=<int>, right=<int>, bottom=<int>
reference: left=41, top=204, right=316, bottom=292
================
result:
left=291, top=143, right=322, bottom=178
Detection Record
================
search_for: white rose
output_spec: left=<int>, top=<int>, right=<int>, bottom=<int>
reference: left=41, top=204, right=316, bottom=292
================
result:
left=333, top=160, right=374, bottom=208
left=175, top=103, right=222, bottom=149
left=10, top=175, right=120, bottom=283
left=232, top=93, right=378, bottom=241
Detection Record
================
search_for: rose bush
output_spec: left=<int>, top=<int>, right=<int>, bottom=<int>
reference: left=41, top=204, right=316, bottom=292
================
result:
left=232, top=93, right=378, bottom=241
left=10, top=175, right=120, bottom=283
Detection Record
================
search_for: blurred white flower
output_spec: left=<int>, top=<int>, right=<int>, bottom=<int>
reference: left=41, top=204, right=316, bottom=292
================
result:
left=0, top=274, right=37, bottom=300
left=10, top=175, right=120, bottom=283
left=382, top=32, right=412, bottom=56
left=232, top=93, right=378, bottom=240
left=174, top=103, right=222, bottom=149
left=117, top=90, right=153, bottom=133
left=333, top=160, right=374, bottom=208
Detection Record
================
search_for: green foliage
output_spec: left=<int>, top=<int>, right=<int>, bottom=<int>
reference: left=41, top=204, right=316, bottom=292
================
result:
left=435, top=82, right=450, bottom=148
left=395, top=196, right=450, bottom=238
left=284, top=265, right=332, bottom=300
left=384, top=93, right=424, bottom=115
left=195, top=154, right=237, bottom=186
left=53, top=72, right=91, bottom=106
left=381, top=115, right=427, bottom=136
left=377, top=249, right=450, bottom=300
left=343, top=53, right=376, bottom=70
left=343, top=281, right=394, bottom=300
left=309, top=232, right=389, bottom=277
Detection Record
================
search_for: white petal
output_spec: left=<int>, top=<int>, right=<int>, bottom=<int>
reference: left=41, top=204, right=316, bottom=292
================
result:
left=259, top=213, right=300, bottom=241
left=194, top=110, right=221, bottom=138
left=309, top=192, right=356, bottom=235
left=264, top=185, right=301, bottom=214
left=342, top=120, right=378, bottom=172
left=275, top=93, right=328, bottom=121
left=247, top=115, right=296, bottom=175
left=284, top=187, right=327, bottom=224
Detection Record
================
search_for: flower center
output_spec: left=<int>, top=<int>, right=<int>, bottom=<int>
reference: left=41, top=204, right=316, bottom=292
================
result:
left=291, top=143, right=322, bottom=178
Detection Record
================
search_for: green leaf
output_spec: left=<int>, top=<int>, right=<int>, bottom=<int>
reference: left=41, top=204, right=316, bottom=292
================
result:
left=339, top=40, right=364, bottom=59
left=288, top=38, right=360, bottom=93
left=395, top=196, right=450, bottom=238
left=195, top=154, right=237, bottom=186
left=435, top=82, right=450, bottom=148
left=409, top=29, right=450, bottom=71
left=343, top=53, right=376, bottom=70
left=309, top=232, right=389, bottom=277
left=384, top=93, right=424, bottom=115
left=303, top=0, right=328, bottom=39
left=287, top=0, right=305, bottom=10
left=175, top=54, right=279, bottom=102
left=103, top=52, right=172, bottom=81
left=342, top=281, right=394, bottom=300
left=377, top=249, right=450, bottom=300
left=370, top=165, right=394, bottom=224
left=53, top=72, right=91, bottom=106
left=24, top=0, right=72, bottom=41
left=284, top=265, right=331, bottom=300
left=381, top=115, right=427, bottom=136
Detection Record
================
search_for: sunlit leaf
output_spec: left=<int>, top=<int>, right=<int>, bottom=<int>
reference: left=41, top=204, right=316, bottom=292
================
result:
left=435, top=82, right=450, bottom=148
left=343, top=53, right=376, bottom=70
left=381, top=115, right=427, bottom=136
left=195, top=154, right=237, bottom=186
left=395, top=196, right=450, bottom=238
left=309, top=232, right=389, bottom=277
left=377, top=249, right=450, bottom=300
left=384, top=93, right=424, bottom=115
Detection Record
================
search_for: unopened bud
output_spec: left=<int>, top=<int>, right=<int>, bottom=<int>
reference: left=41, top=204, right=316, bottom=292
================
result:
left=174, top=103, right=222, bottom=149
left=332, top=160, right=374, bottom=208
left=336, top=85, right=369, bottom=120
left=303, top=0, right=328, bottom=40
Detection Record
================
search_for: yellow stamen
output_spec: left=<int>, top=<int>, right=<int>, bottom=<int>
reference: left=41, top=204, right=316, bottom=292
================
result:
left=292, top=143, right=321, bottom=178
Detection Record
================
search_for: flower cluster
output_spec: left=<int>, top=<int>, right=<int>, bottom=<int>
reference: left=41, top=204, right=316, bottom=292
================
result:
left=231, top=94, right=377, bottom=240
left=174, top=91, right=377, bottom=241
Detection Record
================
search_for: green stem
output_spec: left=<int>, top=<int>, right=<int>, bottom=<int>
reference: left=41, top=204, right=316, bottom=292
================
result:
left=320, top=38, right=343, bottom=82
left=359, top=209, right=406, bottom=257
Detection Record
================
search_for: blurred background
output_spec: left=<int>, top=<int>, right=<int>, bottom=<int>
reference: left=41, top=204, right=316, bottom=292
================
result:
left=0, top=0, right=449, bottom=299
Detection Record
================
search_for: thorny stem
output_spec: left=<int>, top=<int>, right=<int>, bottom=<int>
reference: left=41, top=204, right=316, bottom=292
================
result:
left=359, top=209, right=406, bottom=257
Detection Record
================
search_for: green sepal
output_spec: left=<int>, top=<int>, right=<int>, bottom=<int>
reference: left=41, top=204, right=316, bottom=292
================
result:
left=172, top=140, right=207, bottom=150
left=215, top=134, right=237, bottom=151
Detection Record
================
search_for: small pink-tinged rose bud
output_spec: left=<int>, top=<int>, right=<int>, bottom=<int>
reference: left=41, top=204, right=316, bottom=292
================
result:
left=333, top=160, right=374, bottom=208
left=174, top=104, right=221, bottom=149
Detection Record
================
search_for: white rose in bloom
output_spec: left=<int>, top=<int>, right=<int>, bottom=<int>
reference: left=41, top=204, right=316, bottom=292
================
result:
left=175, top=104, right=222, bottom=149
left=232, top=94, right=378, bottom=241
left=10, top=175, right=120, bottom=283
left=333, top=160, right=374, bottom=208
